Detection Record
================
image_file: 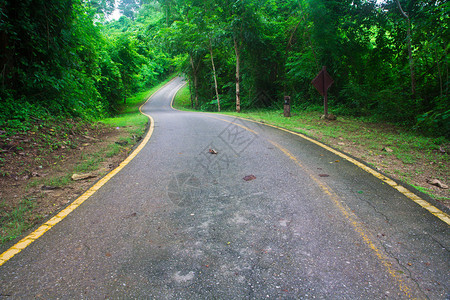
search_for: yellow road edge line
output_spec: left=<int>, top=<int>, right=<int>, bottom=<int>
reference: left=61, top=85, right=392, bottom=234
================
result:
left=206, top=115, right=259, bottom=135
left=212, top=114, right=450, bottom=226
left=268, top=140, right=415, bottom=299
left=0, top=78, right=178, bottom=267
left=191, top=111, right=417, bottom=298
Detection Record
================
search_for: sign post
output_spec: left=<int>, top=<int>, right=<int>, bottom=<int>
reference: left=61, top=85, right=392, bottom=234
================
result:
left=312, top=66, right=334, bottom=118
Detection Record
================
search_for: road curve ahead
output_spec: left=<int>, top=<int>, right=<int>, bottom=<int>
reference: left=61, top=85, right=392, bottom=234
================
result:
left=0, top=77, right=448, bottom=299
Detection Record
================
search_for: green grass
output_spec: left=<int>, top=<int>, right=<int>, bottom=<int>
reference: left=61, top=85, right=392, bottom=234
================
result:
left=75, top=152, right=104, bottom=173
left=101, top=76, right=175, bottom=128
left=0, top=198, right=41, bottom=244
left=221, top=109, right=448, bottom=157
left=106, top=143, right=121, bottom=158
left=43, top=175, right=73, bottom=187
left=102, top=112, right=148, bottom=128
left=172, top=84, right=192, bottom=110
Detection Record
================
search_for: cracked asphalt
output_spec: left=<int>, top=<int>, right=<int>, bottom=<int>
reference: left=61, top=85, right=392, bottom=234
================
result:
left=0, top=77, right=449, bottom=299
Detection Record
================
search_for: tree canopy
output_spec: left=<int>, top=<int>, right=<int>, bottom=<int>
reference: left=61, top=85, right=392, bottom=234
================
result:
left=0, top=0, right=172, bottom=128
left=1, top=0, right=448, bottom=137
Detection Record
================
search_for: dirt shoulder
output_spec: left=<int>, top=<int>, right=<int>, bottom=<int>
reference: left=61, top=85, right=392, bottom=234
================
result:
left=0, top=121, right=144, bottom=249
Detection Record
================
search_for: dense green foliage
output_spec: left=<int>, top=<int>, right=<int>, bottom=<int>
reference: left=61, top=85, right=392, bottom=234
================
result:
left=1, top=0, right=448, bottom=137
left=0, top=0, right=172, bottom=132
left=161, top=0, right=449, bottom=137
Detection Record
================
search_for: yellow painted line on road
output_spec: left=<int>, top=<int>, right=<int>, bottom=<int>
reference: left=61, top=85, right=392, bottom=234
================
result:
left=268, top=140, right=415, bottom=298
left=214, top=114, right=450, bottom=226
left=206, top=115, right=259, bottom=135
left=200, top=113, right=417, bottom=297
left=0, top=79, right=175, bottom=267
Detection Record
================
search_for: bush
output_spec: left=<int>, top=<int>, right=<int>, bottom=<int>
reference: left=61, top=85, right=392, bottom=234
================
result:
left=0, top=92, right=49, bottom=132
left=415, top=108, right=450, bottom=138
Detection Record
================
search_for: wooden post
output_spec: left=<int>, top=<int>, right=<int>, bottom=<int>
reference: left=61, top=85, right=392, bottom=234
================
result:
left=323, top=66, right=328, bottom=117
left=284, top=96, right=291, bottom=117
left=312, top=66, right=334, bottom=119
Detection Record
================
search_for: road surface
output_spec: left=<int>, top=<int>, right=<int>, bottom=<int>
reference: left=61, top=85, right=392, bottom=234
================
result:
left=0, top=77, right=449, bottom=299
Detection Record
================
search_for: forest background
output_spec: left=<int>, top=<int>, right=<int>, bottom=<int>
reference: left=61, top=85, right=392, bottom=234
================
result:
left=1, top=0, right=448, bottom=137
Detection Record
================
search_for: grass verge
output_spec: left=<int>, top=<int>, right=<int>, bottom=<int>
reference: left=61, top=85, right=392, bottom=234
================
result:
left=101, top=77, right=175, bottom=128
left=172, top=83, right=191, bottom=110
left=0, top=198, right=40, bottom=244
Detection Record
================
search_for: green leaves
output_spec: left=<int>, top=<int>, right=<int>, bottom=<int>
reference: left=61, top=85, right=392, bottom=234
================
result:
left=0, top=0, right=172, bottom=128
left=1, top=0, right=447, bottom=138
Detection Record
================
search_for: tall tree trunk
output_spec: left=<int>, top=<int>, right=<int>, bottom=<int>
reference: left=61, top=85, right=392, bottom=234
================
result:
left=0, top=30, right=9, bottom=89
left=209, top=38, right=221, bottom=112
left=188, top=77, right=194, bottom=108
left=446, top=49, right=449, bottom=97
left=436, top=49, right=443, bottom=98
left=234, top=37, right=241, bottom=113
left=189, top=54, right=199, bottom=109
left=396, top=0, right=416, bottom=98
left=165, top=1, right=170, bottom=26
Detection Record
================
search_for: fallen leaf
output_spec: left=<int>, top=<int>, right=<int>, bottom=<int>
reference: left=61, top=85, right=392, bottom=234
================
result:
left=72, top=173, right=97, bottom=181
left=243, top=175, right=256, bottom=181
left=83, top=135, right=98, bottom=141
left=426, top=179, right=448, bottom=189
left=124, top=212, right=137, bottom=218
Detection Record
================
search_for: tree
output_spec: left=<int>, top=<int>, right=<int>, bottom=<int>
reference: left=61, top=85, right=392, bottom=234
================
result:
left=395, top=0, right=416, bottom=98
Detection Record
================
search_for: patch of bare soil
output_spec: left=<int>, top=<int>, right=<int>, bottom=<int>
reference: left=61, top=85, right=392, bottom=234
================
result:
left=0, top=121, right=142, bottom=247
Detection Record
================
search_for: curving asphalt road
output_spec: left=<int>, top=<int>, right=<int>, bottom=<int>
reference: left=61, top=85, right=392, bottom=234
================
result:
left=0, top=77, right=449, bottom=299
